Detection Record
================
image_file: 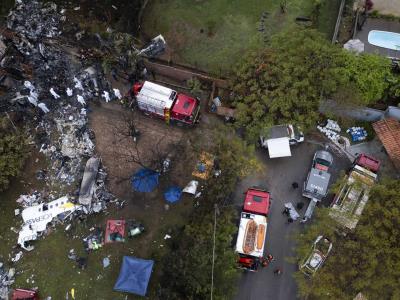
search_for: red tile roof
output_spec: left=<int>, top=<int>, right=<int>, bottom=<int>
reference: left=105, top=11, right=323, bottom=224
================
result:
left=373, top=118, right=400, bottom=170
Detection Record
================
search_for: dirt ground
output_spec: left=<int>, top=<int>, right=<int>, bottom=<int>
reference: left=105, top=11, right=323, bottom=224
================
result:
left=88, top=101, right=190, bottom=197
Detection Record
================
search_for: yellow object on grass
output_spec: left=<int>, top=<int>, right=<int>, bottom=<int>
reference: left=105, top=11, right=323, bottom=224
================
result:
left=192, top=152, right=214, bottom=180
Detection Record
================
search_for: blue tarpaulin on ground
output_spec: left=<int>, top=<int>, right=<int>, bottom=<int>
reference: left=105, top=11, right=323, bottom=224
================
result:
left=164, top=186, right=182, bottom=203
left=131, top=169, right=159, bottom=192
left=114, top=256, right=154, bottom=296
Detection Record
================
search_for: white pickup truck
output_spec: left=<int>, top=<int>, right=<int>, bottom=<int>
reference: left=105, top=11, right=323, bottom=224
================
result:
left=259, top=125, right=304, bottom=158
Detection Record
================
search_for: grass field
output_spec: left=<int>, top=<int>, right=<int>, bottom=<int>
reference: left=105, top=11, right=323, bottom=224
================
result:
left=142, top=0, right=340, bottom=75
left=0, top=150, right=194, bottom=300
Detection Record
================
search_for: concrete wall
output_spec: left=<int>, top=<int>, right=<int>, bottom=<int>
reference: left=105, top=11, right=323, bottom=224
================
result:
left=320, top=100, right=400, bottom=122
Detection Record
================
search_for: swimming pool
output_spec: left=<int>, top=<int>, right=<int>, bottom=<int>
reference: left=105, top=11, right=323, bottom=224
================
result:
left=368, top=30, right=400, bottom=51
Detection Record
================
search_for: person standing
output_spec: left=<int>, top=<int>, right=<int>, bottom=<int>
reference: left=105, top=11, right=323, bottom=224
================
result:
left=274, top=268, right=282, bottom=275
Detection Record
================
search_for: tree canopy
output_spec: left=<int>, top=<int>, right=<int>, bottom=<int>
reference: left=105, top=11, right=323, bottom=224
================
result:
left=158, top=126, right=260, bottom=300
left=231, top=27, right=394, bottom=141
left=295, top=178, right=400, bottom=300
left=0, top=117, right=27, bottom=191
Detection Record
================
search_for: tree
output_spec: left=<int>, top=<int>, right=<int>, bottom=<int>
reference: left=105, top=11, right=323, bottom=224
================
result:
left=295, top=179, right=400, bottom=300
left=157, top=126, right=261, bottom=299
left=159, top=207, right=239, bottom=300
left=231, top=28, right=346, bottom=141
left=339, top=52, right=392, bottom=105
left=231, top=27, right=393, bottom=142
left=0, top=117, right=27, bottom=191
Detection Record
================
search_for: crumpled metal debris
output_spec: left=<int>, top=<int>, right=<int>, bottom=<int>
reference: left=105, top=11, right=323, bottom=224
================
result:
left=17, top=196, right=83, bottom=251
left=182, top=180, right=199, bottom=195
left=2, top=0, right=120, bottom=254
left=16, top=191, right=41, bottom=208
left=0, top=263, right=15, bottom=300
left=83, top=227, right=103, bottom=252
left=138, top=34, right=166, bottom=58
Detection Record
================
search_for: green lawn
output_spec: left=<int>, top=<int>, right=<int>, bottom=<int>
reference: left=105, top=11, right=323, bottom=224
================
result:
left=0, top=150, right=193, bottom=299
left=142, top=0, right=339, bottom=75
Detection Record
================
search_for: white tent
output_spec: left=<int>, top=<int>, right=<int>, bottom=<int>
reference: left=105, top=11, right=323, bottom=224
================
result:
left=267, top=137, right=291, bottom=158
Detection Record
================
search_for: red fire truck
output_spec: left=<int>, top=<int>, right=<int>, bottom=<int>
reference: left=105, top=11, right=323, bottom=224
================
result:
left=235, top=188, right=271, bottom=271
left=132, top=81, right=201, bottom=126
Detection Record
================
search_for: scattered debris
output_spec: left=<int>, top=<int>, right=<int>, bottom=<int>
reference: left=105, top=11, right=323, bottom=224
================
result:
left=192, top=152, right=215, bottom=180
left=317, top=119, right=342, bottom=142
left=103, top=257, right=110, bottom=268
left=0, top=263, right=15, bottom=300
left=182, top=180, right=199, bottom=195
left=16, top=192, right=41, bottom=208
left=76, top=257, right=87, bottom=270
left=11, top=252, right=23, bottom=263
left=83, top=228, right=104, bottom=252
left=138, top=35, right=166, bottom=58
left=347, top=127, right=368, bottom=142
left=79, top=157, right=100, bottom=207
left=284, top=203, right=300, bottom=221
left=68, top=249, right=77, bottom=261
left=127, top=220, right=144, bottom=238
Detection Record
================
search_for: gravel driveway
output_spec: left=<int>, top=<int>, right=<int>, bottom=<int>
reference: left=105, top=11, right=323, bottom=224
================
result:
left=233, top=137, right=351, bottom=300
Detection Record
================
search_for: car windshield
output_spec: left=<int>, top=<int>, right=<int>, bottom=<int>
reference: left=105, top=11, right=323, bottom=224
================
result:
left=315, top=158, right=330, bottom=167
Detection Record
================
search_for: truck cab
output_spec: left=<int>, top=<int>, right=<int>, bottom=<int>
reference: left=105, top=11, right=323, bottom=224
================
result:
left=259, top=125, right=304, bottom=158
left=236, top=188, right=270, bottom=271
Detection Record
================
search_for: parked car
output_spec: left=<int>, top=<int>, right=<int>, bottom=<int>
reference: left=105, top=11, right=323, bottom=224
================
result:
left=299, top=235, right=332, bottom=277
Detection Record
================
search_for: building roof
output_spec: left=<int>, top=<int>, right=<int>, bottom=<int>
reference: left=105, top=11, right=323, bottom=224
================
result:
left=373, top=118, right=400, bottom=170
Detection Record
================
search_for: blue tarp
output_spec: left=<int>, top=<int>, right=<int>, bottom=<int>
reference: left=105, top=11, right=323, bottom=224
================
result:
left=114, top=256, right=154, bottom=296
left=131, top=169, right=159, bottom=192
left=164, top=186, right=182, bottom=203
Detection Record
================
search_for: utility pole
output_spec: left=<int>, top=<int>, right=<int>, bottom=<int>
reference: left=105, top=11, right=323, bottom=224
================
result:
left=210, top=203, right=219, bottom=300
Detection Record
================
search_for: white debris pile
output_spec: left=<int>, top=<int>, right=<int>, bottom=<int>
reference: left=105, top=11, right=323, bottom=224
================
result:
left=16, top=191, right=41, bottom=208
left=317, top=119, right=342, bottom=142
left=0, top=263, right=15, bottom=300
left=1, top=0, right=120, bottom=252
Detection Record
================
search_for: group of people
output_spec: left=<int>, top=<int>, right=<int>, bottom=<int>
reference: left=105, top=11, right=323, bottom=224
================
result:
left=260, top=254, right=282, bottom=276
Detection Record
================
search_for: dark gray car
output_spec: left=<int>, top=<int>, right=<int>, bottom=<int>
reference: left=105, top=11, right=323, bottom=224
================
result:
left=303, top=150, right=333, bottom=200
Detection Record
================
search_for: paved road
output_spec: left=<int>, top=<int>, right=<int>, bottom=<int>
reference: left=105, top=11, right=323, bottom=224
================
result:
left=233, top=139, right=351, bottom=300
